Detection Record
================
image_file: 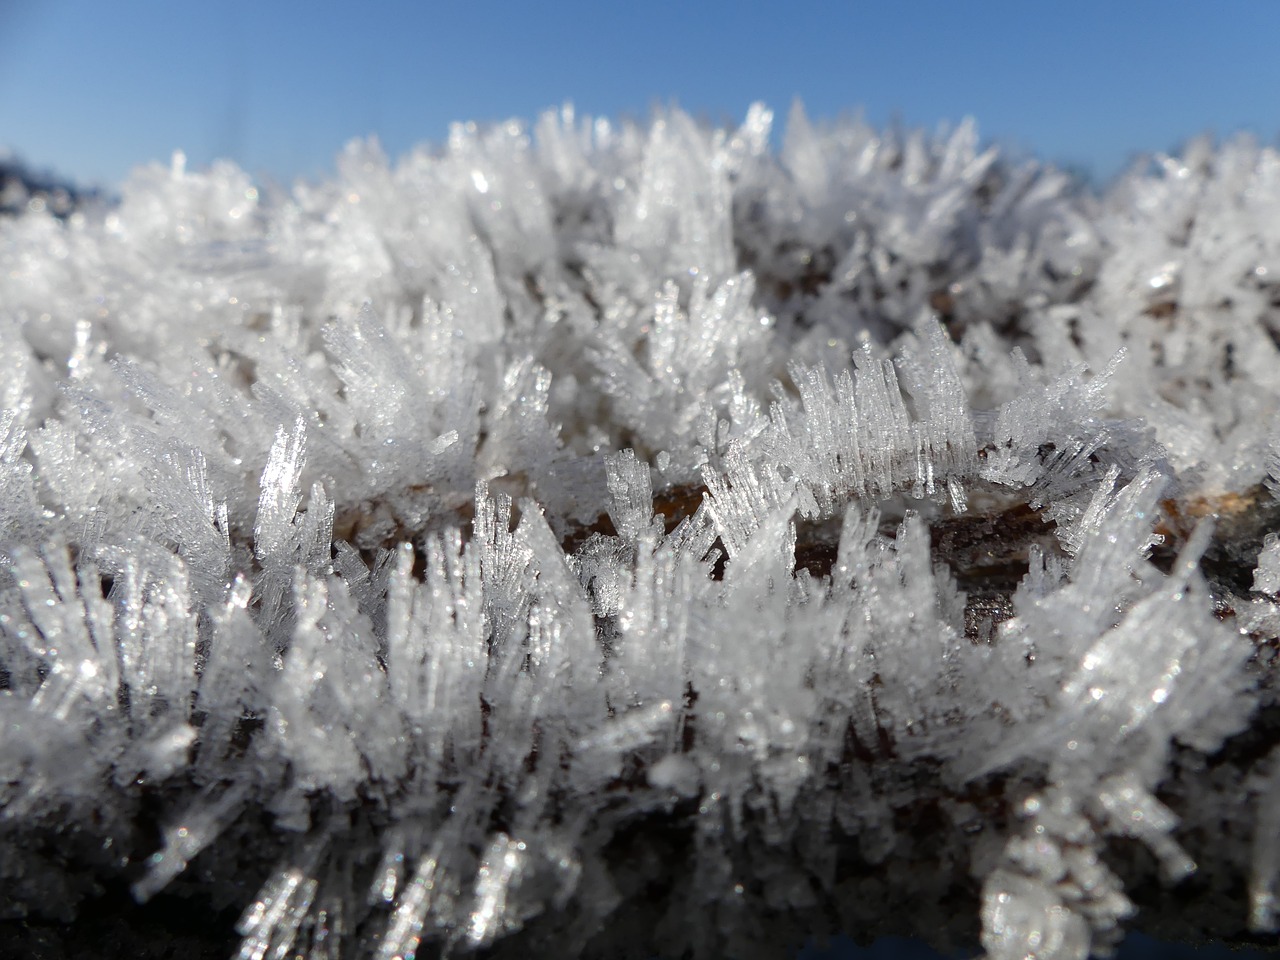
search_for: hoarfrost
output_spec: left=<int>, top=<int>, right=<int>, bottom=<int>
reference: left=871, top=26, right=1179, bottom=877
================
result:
left=1, top=102, right=1278, bottom=958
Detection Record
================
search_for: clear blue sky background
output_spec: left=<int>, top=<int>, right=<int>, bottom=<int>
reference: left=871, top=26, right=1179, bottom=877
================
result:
left=1, top=0, right=1277, bottom=189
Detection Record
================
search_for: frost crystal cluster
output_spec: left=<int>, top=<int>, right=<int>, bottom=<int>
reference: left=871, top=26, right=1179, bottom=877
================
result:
left=2, top=104, right=1280, bottom=959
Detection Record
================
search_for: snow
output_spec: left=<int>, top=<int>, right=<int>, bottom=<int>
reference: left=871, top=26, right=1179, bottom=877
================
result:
left=1, top=103, right=1279, bottom=958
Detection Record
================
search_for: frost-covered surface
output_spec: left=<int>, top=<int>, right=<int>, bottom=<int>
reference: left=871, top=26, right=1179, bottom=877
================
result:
left=2, top=104, right=1280, bottom=959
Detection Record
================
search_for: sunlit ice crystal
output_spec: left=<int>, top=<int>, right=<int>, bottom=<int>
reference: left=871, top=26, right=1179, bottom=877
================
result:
left=0, top=101, right=1279, bottom=960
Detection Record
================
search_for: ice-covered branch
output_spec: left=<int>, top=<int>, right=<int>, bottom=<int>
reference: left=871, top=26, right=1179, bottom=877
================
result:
left=1, top=103, right=1279, bottom=959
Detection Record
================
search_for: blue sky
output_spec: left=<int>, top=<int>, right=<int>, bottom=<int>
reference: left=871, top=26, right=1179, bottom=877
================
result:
left=1, top=0, right=1277, bottom=188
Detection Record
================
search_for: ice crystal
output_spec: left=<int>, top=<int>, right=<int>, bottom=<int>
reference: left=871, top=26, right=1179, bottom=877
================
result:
left=1, top=104, right=1279, bottom=959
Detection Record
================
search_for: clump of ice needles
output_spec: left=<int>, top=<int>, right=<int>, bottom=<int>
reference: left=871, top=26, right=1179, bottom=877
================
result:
left=1, top=103, right=1279, bottom=959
